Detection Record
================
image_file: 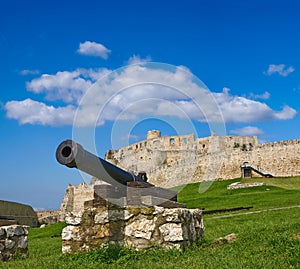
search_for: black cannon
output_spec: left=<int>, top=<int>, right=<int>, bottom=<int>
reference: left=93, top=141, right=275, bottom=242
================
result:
left=56, top=140, right=181, bottom=207
left=56, top=140, right=150, bottom=186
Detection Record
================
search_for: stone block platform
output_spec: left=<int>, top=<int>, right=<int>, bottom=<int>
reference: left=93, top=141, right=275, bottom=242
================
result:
left=62, top=205, right=204, bottom=253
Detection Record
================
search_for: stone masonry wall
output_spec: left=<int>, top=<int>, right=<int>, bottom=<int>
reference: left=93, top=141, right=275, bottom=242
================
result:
left=62, top=205, right=204, bottom=253
left=0, top=225, right=28, bottom=261
left=105, top=131, right=300, bottom=188
left=60, top=183, right=99, bottom=221
left=36, top=210, right=63, bottom=225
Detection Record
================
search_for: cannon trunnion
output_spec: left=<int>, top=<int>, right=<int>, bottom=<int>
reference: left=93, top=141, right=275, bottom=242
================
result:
left=56, top=140, right=183, bottom=208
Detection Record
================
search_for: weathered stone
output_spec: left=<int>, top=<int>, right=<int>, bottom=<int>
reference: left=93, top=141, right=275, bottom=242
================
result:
left=159, top=223, right=183, bottom=242
left=153, top=206, right=165, bottom=215
left=123, top=210, right=135, bottom=220
left=94, top=210, right=109, bottom=224
left=127, top=238, right=151, bottom=249
left=62, top=226, right=76, bottom=241
left=4, top=225, right=24, bottom=237
left=63, top=206, right=204, bottom=253
left=108, top=209, right=128, bottom=221
left=163, top=208, right=182, bottom=223
left=5, top=239, right=15, bottom=249
left=227, top=182, right=265, bottom=190
left=23, top=226, right=29, bottom=235
left=94, top=209, right=134, bottom=224
left=0, top=228, right=5, bottom=238
left=62, top=245, right=72, bottom=253
left=0, top=225, right=29, bottom=261
left=125, top=218, right=155, bottom=240
left=65, top=211, right=83, bottom=225
left=214, top=233, right=237, bottom=244
left=18, top=236, right=28, bottom=249
left=93, top=224, right=111, bottom=239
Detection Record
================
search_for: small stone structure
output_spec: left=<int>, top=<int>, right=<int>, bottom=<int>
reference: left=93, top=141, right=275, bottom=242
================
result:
left=227, top=182, right=266, bottom=190
left=0, top=225, right=28, bottom=261
left=62, top=204, right=204, bottom=253
left=241, top=162, right=273, bottom=178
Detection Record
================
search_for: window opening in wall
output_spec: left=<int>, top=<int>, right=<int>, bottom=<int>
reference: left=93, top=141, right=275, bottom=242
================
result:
left=170, top=138, right=175, bottom=144
left=184, top=138, right=187, bottom=143
left=136, top=144, right=138, bottom=149
left=203, top=144, right=206, bottom=148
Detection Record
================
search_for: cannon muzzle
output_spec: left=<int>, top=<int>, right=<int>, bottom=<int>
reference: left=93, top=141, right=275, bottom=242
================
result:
left=56, top=140, right=149, bottom=186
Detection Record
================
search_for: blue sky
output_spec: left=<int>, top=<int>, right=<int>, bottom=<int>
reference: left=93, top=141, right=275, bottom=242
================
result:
left=0, top=0, right=299, bottom=209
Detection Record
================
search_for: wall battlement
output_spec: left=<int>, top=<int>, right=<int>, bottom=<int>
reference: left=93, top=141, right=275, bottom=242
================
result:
left=105, top=130, right=300, bottom=187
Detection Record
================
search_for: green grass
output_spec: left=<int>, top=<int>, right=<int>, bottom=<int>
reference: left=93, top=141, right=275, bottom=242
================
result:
left=177, top=176, right=300, bottom=211
left=241, top=176, right=300, bottom=190
left=1, top=177, right=299, bottom=269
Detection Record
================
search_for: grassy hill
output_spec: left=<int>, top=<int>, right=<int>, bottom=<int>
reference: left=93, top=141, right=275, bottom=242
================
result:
left=176, top=176, right=300, bottom=211
left=1, top=177, right=299, bottom=269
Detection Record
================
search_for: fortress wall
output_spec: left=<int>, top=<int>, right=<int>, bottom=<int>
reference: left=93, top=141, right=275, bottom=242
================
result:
left=60, top=183, right=95, bottom=216
left=36, top=210, right=63, bottom=225
left=105, top=132, right=300, bottom=188
left=209, top=138, right=300, bottom=180
left=254, top=140, right=300, bottom=176
left=72, top=183, right=94, bottom=212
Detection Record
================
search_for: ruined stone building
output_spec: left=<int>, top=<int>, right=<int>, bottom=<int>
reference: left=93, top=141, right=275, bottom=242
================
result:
left=106, top=130, right=300, bottom=187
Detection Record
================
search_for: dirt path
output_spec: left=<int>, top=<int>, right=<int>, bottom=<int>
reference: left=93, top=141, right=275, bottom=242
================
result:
left=205, top=205, right=300, bottom=219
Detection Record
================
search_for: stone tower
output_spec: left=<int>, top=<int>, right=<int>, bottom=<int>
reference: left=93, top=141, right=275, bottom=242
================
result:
left=147, top=130, right=161, bottom=140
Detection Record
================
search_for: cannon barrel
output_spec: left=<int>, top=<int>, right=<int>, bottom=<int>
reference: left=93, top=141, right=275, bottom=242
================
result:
left=56, top=140, right=148, bottom=186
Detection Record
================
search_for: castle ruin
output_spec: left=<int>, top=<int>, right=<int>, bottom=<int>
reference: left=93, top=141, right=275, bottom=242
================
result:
left=106, top=130, right=300, bottom=187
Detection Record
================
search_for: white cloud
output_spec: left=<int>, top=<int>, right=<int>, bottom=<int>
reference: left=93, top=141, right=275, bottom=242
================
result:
left=127, top=55, right=152, bottom=65
left=77, top=41, right=111, bottom=59
left=264, top=64, right=295, bottom=77
left=5, top=98, right=75, bottom=126
left=26, top=68, right=110, bottom=103
left=211, top=88, right=294, bottom=122
left=20, top=69, right=40, bottom=75
left=121, top=134, right=140, bottom=141
left=230, top=126, right=264, bottom=136
left=249, top=91, right=270, bottom=100
left=4, top=63, right=298, bottom=127
left=273, top=105, right=297, bottom=120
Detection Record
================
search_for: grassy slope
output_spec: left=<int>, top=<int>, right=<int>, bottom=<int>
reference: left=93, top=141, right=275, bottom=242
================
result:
left=1, top=177, right=299, bottom=269
left=177, top=176, right=300, bottom=211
